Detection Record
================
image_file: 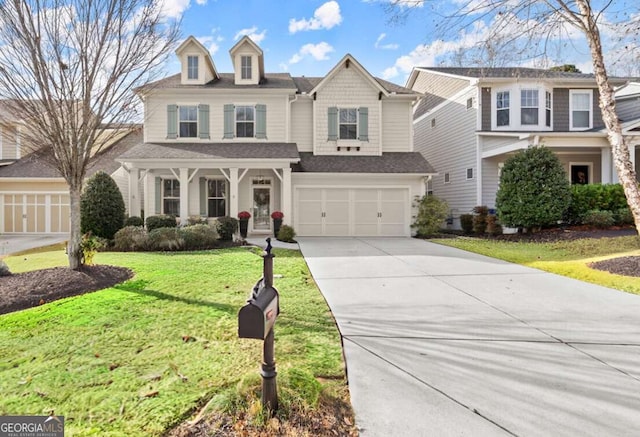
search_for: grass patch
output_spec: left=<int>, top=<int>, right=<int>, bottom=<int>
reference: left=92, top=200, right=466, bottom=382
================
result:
left=0, top=247, right=346, bottom=436
left=433, top=235, right=640, bottom=295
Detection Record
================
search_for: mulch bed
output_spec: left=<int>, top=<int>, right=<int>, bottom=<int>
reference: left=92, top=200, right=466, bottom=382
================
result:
left=0, top=265, right=133, bottom=315
left=589, top=256, right=640, bottom=277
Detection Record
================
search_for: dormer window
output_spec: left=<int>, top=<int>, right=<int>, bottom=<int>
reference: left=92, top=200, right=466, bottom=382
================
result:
left=241, top=56, right=252, bottom=80
left=187, top=55, right=199, bottom=80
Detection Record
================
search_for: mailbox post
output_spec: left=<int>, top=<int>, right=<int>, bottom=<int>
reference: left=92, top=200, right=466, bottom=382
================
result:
left=238, top=238, right=279, bottom=413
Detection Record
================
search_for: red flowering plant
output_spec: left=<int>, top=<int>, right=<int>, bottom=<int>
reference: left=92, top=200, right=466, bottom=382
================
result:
left=238, top=211, right=251, bottom=220
left=271, top=211, right=284, bottom=220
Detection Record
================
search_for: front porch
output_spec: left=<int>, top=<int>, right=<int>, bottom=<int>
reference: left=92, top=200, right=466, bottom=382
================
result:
left=116, top=142, right=300, bottom=233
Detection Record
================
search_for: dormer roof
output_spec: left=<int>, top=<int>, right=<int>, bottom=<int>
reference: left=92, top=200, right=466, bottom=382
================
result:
left=229, top=36, right=265, bottom=82
left=175, top=35, right=219, bottom=81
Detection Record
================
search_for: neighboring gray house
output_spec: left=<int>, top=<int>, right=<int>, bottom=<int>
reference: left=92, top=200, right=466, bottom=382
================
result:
left=115, top=36, right=435, bottom=237
left=408, top=67, right=640, bottom=227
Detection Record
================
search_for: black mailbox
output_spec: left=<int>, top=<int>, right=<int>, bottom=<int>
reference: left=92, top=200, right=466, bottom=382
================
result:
left=238, top=278, right=279, bottom=340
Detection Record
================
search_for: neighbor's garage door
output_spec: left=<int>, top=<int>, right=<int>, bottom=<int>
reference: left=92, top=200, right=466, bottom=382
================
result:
left=295, top=187, right=408, bottom=236
left=1, top=193, right=70, bottom=233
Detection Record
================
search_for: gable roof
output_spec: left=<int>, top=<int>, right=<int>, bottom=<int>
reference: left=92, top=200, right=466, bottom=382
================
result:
left=292, top=76, right=416, bottom=96
left=309, top=54, right=390, bottom=96
left=229, top=36, right=265, bottom=81
left=175, top=35, right=219, bottom=80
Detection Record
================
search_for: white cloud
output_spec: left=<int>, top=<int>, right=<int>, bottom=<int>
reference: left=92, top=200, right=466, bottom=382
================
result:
left=289, top=1, right=342, bottom=34
left=362, top=0, right=423, bottom=7
left=375, top=33, right=399, bottom=50
left=234, top=26, right=267, bottom=44
left=288, top=42, right=335, bottom=64
left=195, top=28, right=224, bottom=55
left=196, top=0, right=207, bottom=4
left=159, top=0, right=190, bottom=19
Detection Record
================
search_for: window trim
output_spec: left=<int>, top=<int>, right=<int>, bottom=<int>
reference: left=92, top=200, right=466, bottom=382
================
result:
left=444, top=172, right=450, bottom=184
left=235, top=105, right=255, bottom=138
left=569, top=162, right=592, bottom=185
left=338, top=107, right=358, bottom=140
left=241, top=55, right=252, bottom=80
left=466, top=168, right=474, bottom=180
left=426, top=178, right=433, bottom=195
left=569, top=89, right=593, bottom=131
left=206, top=178, right=227, bottom=218
left=187, top=55, right=199, bottom=80
left=520, top=89, right=539, bottom=126
left=431, top=118, right=436, bottom=129
left=162, top=178, right=180, bottom=216
left=496, top=90, right=510, bottom=128
left=466, top=97, right=473, bottom=110
left=545, top=91, right=552, bottom=128
left=178, top=105, right=198, bottom=138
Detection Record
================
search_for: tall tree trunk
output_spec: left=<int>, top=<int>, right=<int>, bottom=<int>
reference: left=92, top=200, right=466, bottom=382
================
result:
left=67, top=184, right=83, bottom=270
left=576, top=0, right=640, bottom=235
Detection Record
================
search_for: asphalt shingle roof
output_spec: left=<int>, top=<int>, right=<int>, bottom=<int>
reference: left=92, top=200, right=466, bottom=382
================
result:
left=420, top=67, right=600, bottom=80
left=117, top=142, right=300, bottom=160
left=0, top=128, right=143, bottom=178
left=293, top=152, right=436, bottom=174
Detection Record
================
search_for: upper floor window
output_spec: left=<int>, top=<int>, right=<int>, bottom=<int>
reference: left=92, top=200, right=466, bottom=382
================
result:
left=496, top=91, right=510, bottom=126
left=187, top=55, right=198, bottom=80
left=521, top=89, right=539, bottom=125
left=327, top=106, right=369, bottom=142
left=545, top=91, right=552, bottom=127
left=241, top=56, right=252, bottom=80
left=339, top=108, right=358, bottom=140
left=235, top=106, right=255, bottom=137
left=179, top=106, right=198, bottom=137
left=570, top=90, right=592, bottom=130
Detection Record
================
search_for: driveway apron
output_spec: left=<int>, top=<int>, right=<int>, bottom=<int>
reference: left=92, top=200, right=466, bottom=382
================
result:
left=297, top=237, right=640, bottom=437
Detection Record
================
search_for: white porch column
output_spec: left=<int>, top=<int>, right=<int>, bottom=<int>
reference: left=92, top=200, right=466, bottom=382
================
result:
left=281, top=167, right=292, bottom=223
left=179, top=168, right=189, bottom=225
left=229, top=167, right=239, bottom=218
left=128, top=168, right=141, bottom=217
left=144, top=172, right=151, bottom=219
left=601, top=147, right=612, bottom=183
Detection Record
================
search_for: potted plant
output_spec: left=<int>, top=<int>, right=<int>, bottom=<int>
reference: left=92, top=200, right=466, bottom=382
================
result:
left=271, top=211, right=284, bottom=237
left=238, top=211, right=251, bottom=238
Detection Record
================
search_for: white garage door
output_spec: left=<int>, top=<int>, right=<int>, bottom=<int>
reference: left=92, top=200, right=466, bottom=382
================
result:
left=295, top=187, right=408, bottom=236
left=1, top=193, right=70, bottom=234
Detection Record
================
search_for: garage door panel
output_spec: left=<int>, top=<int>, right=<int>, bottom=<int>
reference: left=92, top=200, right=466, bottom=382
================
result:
left=296, top=187, right=409, bottom=237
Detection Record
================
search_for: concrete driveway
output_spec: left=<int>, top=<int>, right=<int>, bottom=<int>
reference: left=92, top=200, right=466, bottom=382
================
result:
left=298, top=237, right=640, bottom=437
left=0, top=234, right=67, bottom=257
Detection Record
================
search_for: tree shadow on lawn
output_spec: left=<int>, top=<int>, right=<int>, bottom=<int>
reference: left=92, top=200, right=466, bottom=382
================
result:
left=114, top=280, right=238, bottom=314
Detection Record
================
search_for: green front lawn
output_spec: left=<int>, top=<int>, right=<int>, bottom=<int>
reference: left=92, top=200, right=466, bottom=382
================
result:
left=0, top=247, right=345, bottom=436
left=433, top=235, right=640, bottom=295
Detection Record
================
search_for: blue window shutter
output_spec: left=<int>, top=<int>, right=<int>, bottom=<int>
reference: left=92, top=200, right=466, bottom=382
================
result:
left=199, top=177, right=208, bottom=216
left=167, top=105, right=177, bottom=139
left=198, top=104, right=210, bottom=139
left=358, top=107, right=368, bottom=141
left=256, top=104, right=267, bottom=139
left=155, top=177, right=162, bottom=214
left=328, top=106, right=338, bottom=141
left=223, top=104, right=234, bottom=139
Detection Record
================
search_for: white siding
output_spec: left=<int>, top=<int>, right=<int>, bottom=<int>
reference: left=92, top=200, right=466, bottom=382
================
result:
left=0, top=124, right=19, bottom=160
left=111, top=167, right=130, bottom=214
left=414, top=88, right=478, bottom=221
left=482, top=157, right=501, bottom=209
left=314, top=67, right=380, bottom=155
left=382, top=100, right=412, bottom=152
left=144, top=92, right=289, bottom=143
left=290, top=98, right=313, bottom=152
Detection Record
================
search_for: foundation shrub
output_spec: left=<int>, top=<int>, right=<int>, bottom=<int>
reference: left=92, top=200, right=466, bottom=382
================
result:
left=147, top=227, right=184, bottom=251
left=179, top=224, right=219, bottom=250
left=114, top=226, right=149, bottom=251
left=146, top=215, right=177, bottom=232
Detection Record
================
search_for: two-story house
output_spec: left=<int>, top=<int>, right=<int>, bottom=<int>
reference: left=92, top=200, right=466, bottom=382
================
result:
left=408, top=67, right=640, bottom=228
left=116, top=36, right=434, bottom=237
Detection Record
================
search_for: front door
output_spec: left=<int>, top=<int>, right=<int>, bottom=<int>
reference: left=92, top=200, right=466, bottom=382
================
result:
left=252, top=185, right=271, bottom=231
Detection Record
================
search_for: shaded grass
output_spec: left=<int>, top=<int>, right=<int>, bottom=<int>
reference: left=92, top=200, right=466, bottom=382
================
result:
left=0, top=247, right=345, bottom=436
left=433, top=235, right=640, bottom=295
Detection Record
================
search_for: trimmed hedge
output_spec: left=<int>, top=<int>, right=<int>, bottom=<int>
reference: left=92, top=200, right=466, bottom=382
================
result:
left=566, top=184, right=630, bottom=224
left=124, top=216, right=144, bottom=227
left=114, top=226, right=148, bottom=252
left=215, top=216, right=238, bottom=241
left=179, top=224, right=219, bottom=250
left=277, top=225, right=297, bottom=243
left=146, top=215, right=177, bottom=232
left=148, top=227, right=184, bottom=251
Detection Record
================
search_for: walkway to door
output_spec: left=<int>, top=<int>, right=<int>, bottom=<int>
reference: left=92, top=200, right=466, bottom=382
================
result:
left=298, top=237, right=640, bottom=436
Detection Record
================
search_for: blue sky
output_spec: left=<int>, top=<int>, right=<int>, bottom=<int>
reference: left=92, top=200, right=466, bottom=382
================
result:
left=160, top=0, right=621, bottom=86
